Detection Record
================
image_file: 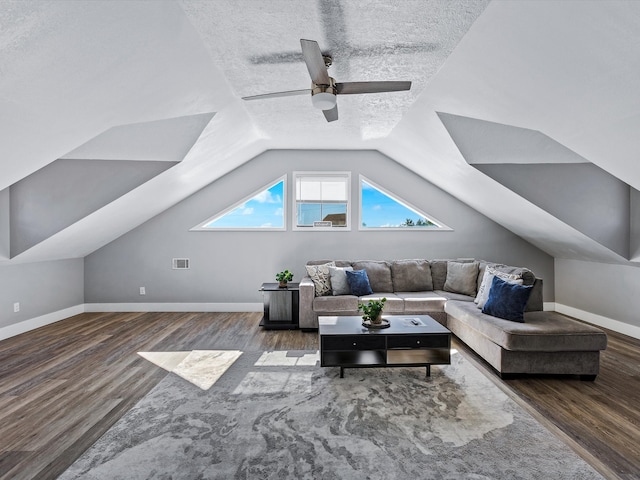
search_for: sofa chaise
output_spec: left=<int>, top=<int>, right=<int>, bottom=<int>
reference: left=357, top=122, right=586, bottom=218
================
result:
left=300, top=259, right=607, bottom=379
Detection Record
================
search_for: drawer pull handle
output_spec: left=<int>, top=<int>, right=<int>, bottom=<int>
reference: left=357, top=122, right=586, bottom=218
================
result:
left=353, top=342, right=357, bottom=346
left=416, top=341, right=420, bottom=344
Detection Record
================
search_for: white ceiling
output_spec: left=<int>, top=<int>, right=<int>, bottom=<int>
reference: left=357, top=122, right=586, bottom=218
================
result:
left=1, top=0, right=639, bottom=265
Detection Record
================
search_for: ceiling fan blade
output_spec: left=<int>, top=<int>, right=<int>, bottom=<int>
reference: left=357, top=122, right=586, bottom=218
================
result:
left=300, top=39, right=331, bottom=85
left=336, top=81, right=412, bottom=95
left=242, top=89, right=310, bottom=101
left=322, top=105, right=338, bottom=122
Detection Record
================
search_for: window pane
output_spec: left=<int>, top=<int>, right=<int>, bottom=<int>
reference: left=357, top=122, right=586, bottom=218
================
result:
left=297, top=177, right=347, bottom=201
left=202, top=179, right=284, bottom=229
left=361, top=179, right=439, bottom=228
left=294, top=172, right=350, bottom=229
left=297, top=203, right=347, bottom=226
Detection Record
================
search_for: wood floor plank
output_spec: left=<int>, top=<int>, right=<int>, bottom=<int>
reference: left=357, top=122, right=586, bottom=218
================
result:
left=0, top=312, right=637, bottom=480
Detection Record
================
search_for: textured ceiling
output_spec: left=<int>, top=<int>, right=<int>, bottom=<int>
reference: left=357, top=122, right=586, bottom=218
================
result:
left=180, top=0, right=489, bottom=143
left=1, top=0, right=640, bottom=266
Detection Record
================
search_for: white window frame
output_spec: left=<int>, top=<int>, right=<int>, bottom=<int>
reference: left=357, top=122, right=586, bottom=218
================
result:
left=358, top=175, right=452, bottom=231
left=190, top=175, right=287, bottom=231
left=293, top=171, right=351, bottom=231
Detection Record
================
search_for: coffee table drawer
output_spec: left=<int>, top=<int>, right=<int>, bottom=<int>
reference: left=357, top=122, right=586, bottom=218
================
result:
left=387, top=335, right=449, bottom=349
left=323, top=336, right=386, bottom=351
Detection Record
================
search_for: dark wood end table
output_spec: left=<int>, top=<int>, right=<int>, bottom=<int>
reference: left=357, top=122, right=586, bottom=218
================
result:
left=259, top=282, right=299, bottom=330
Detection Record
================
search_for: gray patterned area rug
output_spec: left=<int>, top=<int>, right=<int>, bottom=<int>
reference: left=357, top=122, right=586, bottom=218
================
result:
left=60, top=350, right=602, bottom=480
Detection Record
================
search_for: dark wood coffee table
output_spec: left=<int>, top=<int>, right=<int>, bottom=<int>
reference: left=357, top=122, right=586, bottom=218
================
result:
left=319, top=315, right=451, bottom=378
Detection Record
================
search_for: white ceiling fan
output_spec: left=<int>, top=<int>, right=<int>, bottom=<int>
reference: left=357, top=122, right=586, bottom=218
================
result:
left=242, top=39, right=412, bottom=122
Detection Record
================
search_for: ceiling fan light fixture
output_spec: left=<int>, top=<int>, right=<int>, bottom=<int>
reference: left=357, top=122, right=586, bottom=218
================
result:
left=311, top=91, right=337, bottom=110
left=311, top=79, right=337, bottom=110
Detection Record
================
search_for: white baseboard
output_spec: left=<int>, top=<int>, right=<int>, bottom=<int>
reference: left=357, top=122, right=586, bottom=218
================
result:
left=0, top=303, right=262, bottom=341
left=0, top=304, right=84, bottom=341
left=553, top=302, right=640, bottom=340
left=5, top=302, right=637, bottom=342
left=83, top=303, right=263, bottom=313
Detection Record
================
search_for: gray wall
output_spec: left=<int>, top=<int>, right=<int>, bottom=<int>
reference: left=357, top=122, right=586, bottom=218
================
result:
left=555, top=258, right=640, bottom=330
left=85, top=150, right=554, bottom=305
left=10, top=159, right=176, bottom=257
left=0, top=258, right=84, bottom=327
left=0, top=188, right=8, bottom=259
left=631, top=188, right=640, bottom=261
left=475, top=163, right=630, bottom=258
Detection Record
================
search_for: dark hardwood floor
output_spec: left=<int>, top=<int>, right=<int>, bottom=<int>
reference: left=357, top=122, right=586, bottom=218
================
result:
left=0, top=312, right=638, bottom=479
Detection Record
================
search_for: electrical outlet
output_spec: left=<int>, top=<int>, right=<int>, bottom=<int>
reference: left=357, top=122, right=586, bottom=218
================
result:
left=13, top=302, right=20, bottom=312
left=139, top=287, right=146, bottom=295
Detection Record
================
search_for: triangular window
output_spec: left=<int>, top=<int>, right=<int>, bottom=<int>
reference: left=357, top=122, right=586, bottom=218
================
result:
left=359, top=176, right=450, bottom=230
left=192, top=176, right=286, bottom=230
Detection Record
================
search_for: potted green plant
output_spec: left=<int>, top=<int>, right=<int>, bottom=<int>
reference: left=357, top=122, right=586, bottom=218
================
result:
left=275, top=269, right=294, bottom=288
left=358, top=297, right=387, bottom=324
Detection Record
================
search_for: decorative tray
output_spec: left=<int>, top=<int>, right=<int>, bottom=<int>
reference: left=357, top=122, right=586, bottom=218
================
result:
left=362, top=319, right=390, bottom=329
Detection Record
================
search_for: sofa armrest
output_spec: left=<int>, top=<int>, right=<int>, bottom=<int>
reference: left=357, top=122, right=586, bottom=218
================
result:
left=299, top=276, right=318, bottom=329
left=525, top=278, right=544, bottom=312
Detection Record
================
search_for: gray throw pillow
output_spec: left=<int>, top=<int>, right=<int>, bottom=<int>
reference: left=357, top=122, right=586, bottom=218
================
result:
left=329, top=266, right=354, bottom=296
left=443, top=261, right=479, bottom=296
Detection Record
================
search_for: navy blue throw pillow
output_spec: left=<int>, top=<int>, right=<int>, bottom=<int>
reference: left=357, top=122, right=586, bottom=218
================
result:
left=345, top=269, right=374, bottom=296
left=482, top=276, right=533, bottom=322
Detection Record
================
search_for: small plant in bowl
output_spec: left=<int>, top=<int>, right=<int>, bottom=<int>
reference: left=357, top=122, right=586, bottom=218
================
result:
left=276, top=269, right=294, bottom=287
left=358, top=297, right=387, bottom=324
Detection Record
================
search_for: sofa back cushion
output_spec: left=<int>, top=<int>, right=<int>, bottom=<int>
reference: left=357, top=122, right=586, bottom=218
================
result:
left=351, top=260, right=393, bottom=292
left=477, top=261, right=537, bottom=292
left=429, top=260, right=448, bottom=290
left=391, top=259, right=433, bottom=292
left=307, top=259, right=352, bottom=268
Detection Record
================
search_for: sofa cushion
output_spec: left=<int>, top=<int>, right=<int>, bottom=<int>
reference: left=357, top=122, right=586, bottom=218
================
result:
left=491, top=264, right=535, bottom=286
left=429, top=260, right=448, bottom=290
left=482, top=276, right=533, bottom=322
left=391, top=259, right=433, bottom=292
left=475, top=267, right=523, bottom=309
left=445, top=300, right=607, bottom=352
left=352, top=260, right=393, bottom=293
left=444, top=261, right=479, bottom=296
left=329, top=266, right=353, bottom=296
left=433, top=290, right=476, bottom=302
left=346, top=269, right=374, bottom=296
left=396, top=292, right=447, bottom=313
left=358, top=293, right=404, bottom=313
left=305, top=262, right=335, bottom=297
left=313, top=295, right=359, bottom=312
left=307, top=259, right=352, bottom=268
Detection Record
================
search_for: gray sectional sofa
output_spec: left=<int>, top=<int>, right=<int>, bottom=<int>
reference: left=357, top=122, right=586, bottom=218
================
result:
left=300, top=259, right=607, bottom=379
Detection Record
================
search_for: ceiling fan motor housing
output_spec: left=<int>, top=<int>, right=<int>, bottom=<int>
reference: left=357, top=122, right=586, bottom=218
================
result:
left=311, top=77, right=337, bottom=110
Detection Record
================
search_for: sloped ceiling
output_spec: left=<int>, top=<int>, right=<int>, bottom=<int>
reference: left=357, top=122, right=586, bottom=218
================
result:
left=1, top=0, right=639, bottom=265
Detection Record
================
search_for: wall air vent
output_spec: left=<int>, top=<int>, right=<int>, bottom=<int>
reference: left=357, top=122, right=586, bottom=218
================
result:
left=172, top=258, right=190, bottom=270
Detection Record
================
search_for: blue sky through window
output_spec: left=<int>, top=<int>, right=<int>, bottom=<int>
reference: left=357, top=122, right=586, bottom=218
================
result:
left=361, top=178, right=438, bottom=228
left=202, top=179, right=284, bottom=229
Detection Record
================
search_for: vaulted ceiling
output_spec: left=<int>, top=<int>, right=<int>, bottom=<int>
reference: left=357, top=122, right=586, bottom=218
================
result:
left=1, top=0, right=639, bottom=265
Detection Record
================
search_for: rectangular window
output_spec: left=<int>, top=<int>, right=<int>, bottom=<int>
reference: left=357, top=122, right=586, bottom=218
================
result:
left=294, top=172, right=350, bottom=230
